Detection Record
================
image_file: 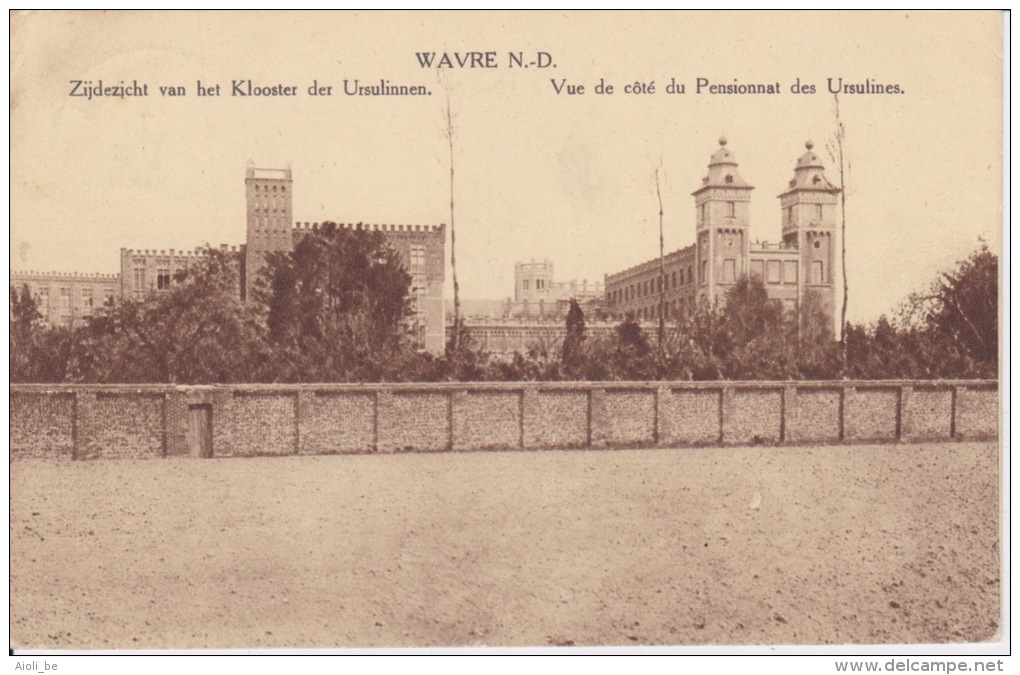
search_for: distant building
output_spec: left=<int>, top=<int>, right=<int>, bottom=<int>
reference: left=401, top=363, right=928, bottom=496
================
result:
left=119, top=245, right=243, bottom=301
left=511, top=259, right=604, bottom=319
left=292, top=221, right=445, bottom=352
left=10, top=271, right=118, bottom=327
left=605, top=138, right=838, bottom=330
left=14, top=165, right=447, bottom=353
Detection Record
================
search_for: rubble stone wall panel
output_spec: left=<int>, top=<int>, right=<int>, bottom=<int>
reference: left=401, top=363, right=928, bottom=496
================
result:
left=89, top=395, right=164, bottom=460
left=957, top=387, right=998, bottom=439
left=795, top=389, right=842, bottom=442
left=846, top=389, right=899, bottom=441
left=727, top=389, right=783, bottom=444
left=455, top=391, right=521, bottom=450
left=527, top=391, right=588, bottom=448
left=379, top=392, right=450, bottom=452
left=11, top=393, right=75, bottom=460
left=602, top=390, right=656, bottom=446
left=668, top=390, right=721, bottom=444
left=300, top=393, right=375, bottom=454
left=215, top=393, right=296, bottom=457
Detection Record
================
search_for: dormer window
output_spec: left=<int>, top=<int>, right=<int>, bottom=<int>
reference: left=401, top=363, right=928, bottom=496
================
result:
left=725, top=174, right=733, bottom=184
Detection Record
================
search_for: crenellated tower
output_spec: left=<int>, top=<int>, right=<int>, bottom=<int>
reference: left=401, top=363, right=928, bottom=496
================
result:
left=243, top=163, right=293, bottom=301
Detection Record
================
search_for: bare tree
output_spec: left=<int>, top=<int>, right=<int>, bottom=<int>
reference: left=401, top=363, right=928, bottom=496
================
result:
left=445, top=90, right=462, bottom=353
left=655, top=163, right=666, bottom=353
left=827, top=93, right=851, bottom=373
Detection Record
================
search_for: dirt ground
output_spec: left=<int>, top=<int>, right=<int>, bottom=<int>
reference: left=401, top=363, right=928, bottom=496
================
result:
left=10, top=443, right=1000, bottom=650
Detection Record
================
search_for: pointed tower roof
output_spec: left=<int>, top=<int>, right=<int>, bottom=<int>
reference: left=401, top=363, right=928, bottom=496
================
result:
left=692, top=136, right=754, bottom=195
left=779, top=141, right=840, bottom=196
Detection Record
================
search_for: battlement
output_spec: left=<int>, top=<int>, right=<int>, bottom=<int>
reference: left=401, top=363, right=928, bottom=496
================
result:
left=751, top=240, right=799, bottom=252
left=516, top=259, right=554, bottom=272
left=293, top=221, right=445, bottom=234
left=245, top=164, right=292, bottom=181
left=11, top=270, right=120, bottom=281
left=121, top=245, right=242, bottom=258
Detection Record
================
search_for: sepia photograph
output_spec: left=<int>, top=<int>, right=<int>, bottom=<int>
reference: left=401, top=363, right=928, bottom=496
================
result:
left=8, top=10, right=1006, bottom=663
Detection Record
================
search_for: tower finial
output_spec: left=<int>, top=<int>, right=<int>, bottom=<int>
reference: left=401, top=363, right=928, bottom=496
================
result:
left=805, top=140, right=814, bottom=150
left=719, top=136, right=728, bottom=147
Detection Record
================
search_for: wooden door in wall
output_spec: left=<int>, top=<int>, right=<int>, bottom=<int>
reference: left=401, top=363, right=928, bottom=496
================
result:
left=187, top=404, right=213, bottom=457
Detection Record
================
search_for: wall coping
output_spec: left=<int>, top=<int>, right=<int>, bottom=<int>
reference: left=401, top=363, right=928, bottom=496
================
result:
left=10, top=380, right=999, bottom=395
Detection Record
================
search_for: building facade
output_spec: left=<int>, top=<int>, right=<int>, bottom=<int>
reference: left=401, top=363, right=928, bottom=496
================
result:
left=605, top=138, right=838, bottom=330
left=512, top=259, right=604, bottom=319
left=10, top=271, right=119, bottom=327
left=14, top=164, right=447, bottom=353
left=292, top=221, right=445, bottom=352
left=119, top=245, right=244, bottom=302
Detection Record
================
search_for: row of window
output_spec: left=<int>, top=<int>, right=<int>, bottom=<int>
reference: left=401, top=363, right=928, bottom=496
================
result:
left=695, top=201, right=826, bottom=225
left=253, top=184, right=286, bottom=193
left=611, top=257, right=826, bottom=303
left=748, top=259, right=826, bottom=284
left=698, top=201, right=738, bottom=223
left=609, top=266, right=696, bottom=304
left=630, top=298, right=692, bottom=322
left=134, top=268, right=173, bottom=292
left=787, top=203, right=825, bottom=224
left=521, top=278, right=547, bottom=291
left=31, top=286, right=115, bottom=310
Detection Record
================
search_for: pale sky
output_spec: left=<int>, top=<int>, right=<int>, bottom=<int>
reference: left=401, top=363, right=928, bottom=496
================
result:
left=10, top=11, right=1004, bottom=323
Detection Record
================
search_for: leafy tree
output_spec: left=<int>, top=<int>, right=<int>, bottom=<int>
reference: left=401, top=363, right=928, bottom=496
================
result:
left=561, top=298, right=587, bottom=377
left=258, top=223, right=413, bottom=382
left=713, top=278, right=793, bottom=379
left=75, top=248, right=266, bottom=383
left=10, top=285, right=47, bottom=382
left=925, top=244, right=997, bottom=372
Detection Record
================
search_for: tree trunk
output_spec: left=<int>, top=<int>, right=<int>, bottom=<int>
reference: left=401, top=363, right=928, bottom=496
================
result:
left=446, top=94, right=461, bottom=353
left=656, top=165, right=666, bottom=356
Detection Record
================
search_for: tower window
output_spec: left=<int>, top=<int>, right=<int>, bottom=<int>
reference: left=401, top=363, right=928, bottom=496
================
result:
left=725, top=175, right=733, bottom=184
left=813, top=261, right=825, bottom=283
left=723, top=259, right=736, bottom=282
left=410, top=245, right=426, bottom=274
left=727, top=201, right=735, bottom=218
left=814, top=240, right=821, bottom=249
left=788, top=206, right=794, bottom=224
left=816, top=203, right=823, bottom=219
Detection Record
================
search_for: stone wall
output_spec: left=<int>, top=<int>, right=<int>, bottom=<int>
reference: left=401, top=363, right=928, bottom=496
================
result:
left=9, top=381, right=999, bottom=460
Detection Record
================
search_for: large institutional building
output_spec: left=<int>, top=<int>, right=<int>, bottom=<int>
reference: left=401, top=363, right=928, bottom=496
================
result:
left=14, top=165, right=447, bottom=353
left=14, top=139, right=836, bottom=360
left=604, top=138, right=838, bottom=330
